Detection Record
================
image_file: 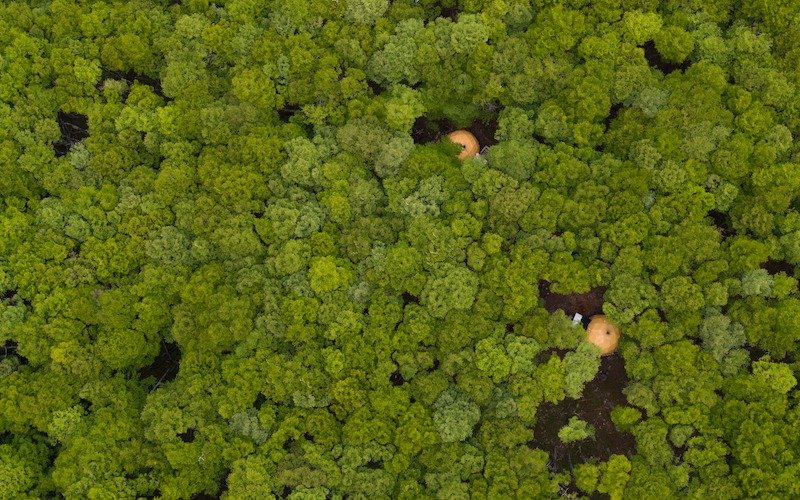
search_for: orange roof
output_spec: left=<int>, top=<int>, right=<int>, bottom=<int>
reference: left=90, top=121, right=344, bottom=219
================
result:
left=447, top=130, right=480, bottom=160
left=586, top=315, right=621, bottom=355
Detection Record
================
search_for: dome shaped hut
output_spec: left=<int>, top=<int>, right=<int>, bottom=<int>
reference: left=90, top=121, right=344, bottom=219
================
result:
left=585, top=315, right=621, bottom=356
left=447, top=130, right=480, bottom=160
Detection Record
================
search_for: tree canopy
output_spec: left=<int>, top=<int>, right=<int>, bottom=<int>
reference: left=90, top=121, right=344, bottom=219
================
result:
left=2, top=0, right=800, bottom=498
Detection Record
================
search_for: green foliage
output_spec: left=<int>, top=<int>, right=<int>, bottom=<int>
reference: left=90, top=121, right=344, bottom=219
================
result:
left=597, top=455, right=632, bottom=500
left=475, top=336, right=512, bottom=382
left=345, top=0, right=389, bottom=25
left=751, top=359, right=797, bottom=394
left=2, top=0, right=800, bottom=497
left=573, top=462, right=599, bottom=493
left=421, top=264, right=479, bottom=318
left=654, top=26, right=694, bottom=64
left=0, top=436, right=52, bottom=498
left=536, top=354, right=566, bottom=404
left=432, top=388, right=481, bottom=443
left=558, top=416, right=595, bottom=443
left=309, top=256, right=352, bottom=294
left=660, top=276, right=705, bottom=316
left=486, top=140, right=539, bottom=181
left=562, top=341, right=601, bottom=399
left=621, top=11, right=662, bottom=45
left=611, top=406, right=642, bottom=431
left=631, top=417, right=673, bottom=468
left=699, top=309, right=748, bottom=375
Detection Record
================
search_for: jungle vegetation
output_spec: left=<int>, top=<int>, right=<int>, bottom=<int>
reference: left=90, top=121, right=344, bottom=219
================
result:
left=2, top=0, right=800, bottom=498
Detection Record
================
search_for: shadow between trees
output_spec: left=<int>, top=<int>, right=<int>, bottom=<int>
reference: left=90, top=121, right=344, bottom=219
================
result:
left=440, top=5, right=459, bottom=21
left=1, top=339, right=28, bottom=365
left=707, top=210, right=735, bottom=238
left=138, top=340, right=181, bottom=390
left=98, top=68, right=167, bottom=99
left=641, top=40, right=691, bottom=75
left=54, top=111, right=89, bottom=157
left=762, top=258, right=794, bottom=276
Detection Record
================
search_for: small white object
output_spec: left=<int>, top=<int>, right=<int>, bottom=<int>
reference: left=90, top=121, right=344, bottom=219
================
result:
left=480, top=146, right=490, bottom=156
left=572, top=313, right=583, bottom=326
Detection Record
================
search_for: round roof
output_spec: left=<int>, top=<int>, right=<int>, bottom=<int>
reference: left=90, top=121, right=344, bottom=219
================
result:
left=447, top=130, right=480, bottom=160
left=586, top=315, right=621, bottom=356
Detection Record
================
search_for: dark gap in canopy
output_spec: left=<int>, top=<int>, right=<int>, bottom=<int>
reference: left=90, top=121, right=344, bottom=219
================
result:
left=54, top=111, right=89, bottom=157
left=138, top=340, right=181, bottom=389
left=762, top=258, right=794, bottom=276
left=97, top=68, right=167, bottom=100
left=707, top=209, right=735, bottom=238
left=538, top=280, right=607, bottom=318
left=529, top=353, right=636, bottom=472
left=641, top=40, right=691, bottom=75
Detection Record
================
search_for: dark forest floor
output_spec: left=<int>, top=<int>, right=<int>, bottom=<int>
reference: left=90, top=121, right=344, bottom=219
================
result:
left=532, top=282, right=635, bottom=476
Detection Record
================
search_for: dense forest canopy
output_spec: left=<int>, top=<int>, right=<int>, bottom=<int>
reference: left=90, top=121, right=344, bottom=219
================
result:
left=2, top=0, right=800, bottom=498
